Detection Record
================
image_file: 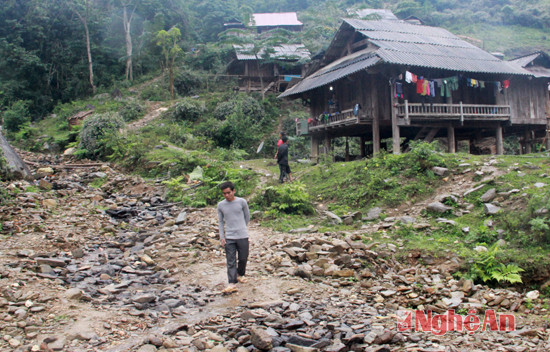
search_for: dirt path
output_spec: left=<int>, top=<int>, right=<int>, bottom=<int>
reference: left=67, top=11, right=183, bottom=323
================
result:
left=2, top=152, right=549, bottom=352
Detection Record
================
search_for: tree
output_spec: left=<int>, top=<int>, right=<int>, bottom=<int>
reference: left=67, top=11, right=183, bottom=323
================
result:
left=65, top=0, right=97, bottom=94
left=156, top=27, right=182, bottom=100
left=119, top=0, right=138, bottom=81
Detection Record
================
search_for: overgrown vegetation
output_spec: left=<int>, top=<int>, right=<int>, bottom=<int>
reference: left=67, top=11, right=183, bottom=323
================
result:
left=163, top=164, right=258, bottom=207
left=79, top=113, right=125, bottom=160
left=252, top=182, right=315, bottom=216
left=302, top=141, right=453, bottom=210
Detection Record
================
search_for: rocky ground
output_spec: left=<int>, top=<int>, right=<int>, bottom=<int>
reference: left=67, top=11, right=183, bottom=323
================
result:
left=1, top=152, right=550, bottom=352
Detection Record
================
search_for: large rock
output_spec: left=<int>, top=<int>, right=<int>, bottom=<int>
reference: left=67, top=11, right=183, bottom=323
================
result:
left=0, top=133, right=33, bottom=180
left=427, top=202, right=452, bottom=213
left=480, top=188, right=496, bottom=202
left=250, top=326, right=273, bottom=350
left=432, top=166, right=449, bottom=176
left=324, top=211, right=342, bottom=224
left=484, top=203, right=501, bottom=215
left=364, top=207, right=382, bottom=221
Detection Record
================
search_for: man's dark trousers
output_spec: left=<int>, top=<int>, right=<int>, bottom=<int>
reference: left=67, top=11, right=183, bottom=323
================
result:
left=225, top=238, right=249, bottom=284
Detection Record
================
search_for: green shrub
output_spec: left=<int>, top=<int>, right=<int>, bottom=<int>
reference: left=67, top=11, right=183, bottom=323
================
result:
left=79, top=112, right=125, bottom=159
left=465, top=225, right=498, bottom=245
left=119, top=100, right=146, bottom=122
left=170, top=98, right=206, bottom=121
left=2, top=100, right=31, bottom=133
left=140, top=83, right=171, bottom=101
left=253, top=182, right=315, bottom=215
left=213, top=95, right=264, bottom=122
left=0, top=154, right=8, bottom=182
left=173, top=69, right=204, bottom=96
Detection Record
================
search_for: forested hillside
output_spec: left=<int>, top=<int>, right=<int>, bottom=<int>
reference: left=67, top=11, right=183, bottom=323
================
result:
left=1, top=0, right=550, bottom=118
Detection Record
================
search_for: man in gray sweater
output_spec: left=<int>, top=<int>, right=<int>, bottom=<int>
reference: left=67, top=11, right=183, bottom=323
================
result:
left=217, top=181, right=250, bottom=293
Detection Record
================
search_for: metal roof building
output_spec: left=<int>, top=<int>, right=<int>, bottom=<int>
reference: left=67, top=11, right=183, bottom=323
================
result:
left=279, top=19, right=548, bottom=158
left=250, top=13, right=303, bottom=28
left=233, top=44, right=310, bottom=61
left=281, top=19, right=530, bottom=98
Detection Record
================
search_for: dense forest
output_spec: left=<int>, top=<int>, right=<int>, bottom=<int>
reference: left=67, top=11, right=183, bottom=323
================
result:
left=1, top=0, right=550, bottom=118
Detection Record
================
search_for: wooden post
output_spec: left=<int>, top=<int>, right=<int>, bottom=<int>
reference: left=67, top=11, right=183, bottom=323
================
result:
left=459, top=101, right=464, bottom=126
left=311, top=136, right=319, bottom=162
left=345, top=137, right=350, bottom=161
left=371, top=77, right=380, bottom=155
left=360, top=136, right=366, bottom=158
left=447, top=124, right=456, bottom=153
left=546, top=119, right=550, bottom=151
left=324, top=134, right=332, bottom=161
left=496, top=124, right=503, bottom=155
left=524, top=130, right=532, bottom=154
left=404, top=99, right=410, bottom=125
left=390, top=81, right=400, bottom=154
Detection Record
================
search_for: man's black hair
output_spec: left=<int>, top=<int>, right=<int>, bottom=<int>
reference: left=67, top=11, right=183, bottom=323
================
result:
left=282, top=136, right=288, bottom=143
left=219, top=181, right=235, bottom=191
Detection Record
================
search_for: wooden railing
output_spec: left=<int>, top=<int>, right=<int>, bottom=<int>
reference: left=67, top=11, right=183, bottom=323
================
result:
left=305, top=108, right=372, bottom=132
left=397, top=101, right=511, bottom=123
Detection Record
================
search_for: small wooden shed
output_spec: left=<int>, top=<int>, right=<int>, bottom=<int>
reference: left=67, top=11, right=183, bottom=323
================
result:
left=227, top=44, right=310, bottom=93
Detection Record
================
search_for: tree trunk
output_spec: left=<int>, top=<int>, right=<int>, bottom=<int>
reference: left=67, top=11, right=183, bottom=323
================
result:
left=256, top=60, right=265, bottom=100
left=169, top=66, right=174, bottom=100
left=0, top=133, right=33, bottom=180
left=72, top=2, right=96, bottom=94
left=122, top=3, right=136, bottom=81
left=83, top=20, right=96, bottom=94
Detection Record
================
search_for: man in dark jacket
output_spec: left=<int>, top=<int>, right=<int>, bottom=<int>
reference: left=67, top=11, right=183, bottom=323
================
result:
left=276, top=136, right=292, bottom=183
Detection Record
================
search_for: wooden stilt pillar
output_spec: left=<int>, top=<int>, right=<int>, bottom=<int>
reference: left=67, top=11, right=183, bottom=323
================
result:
left=546, top=120, right=550, bottom=151
left=372, top=116, right=380, bottom=155
left=360, top=136, right=366, bottom=158
left=447, top=124, right=456, bottom=153
left=345, top=137, right=350, bottom=162
left=524, top=130, right=532, bottom=154
left=496, top=124, right=503, bottom=155
left=311, top=136, right=319, bottom=163
left=390, top=82, right=400, bottom=154
left=324, top=134, right=332, bottom=161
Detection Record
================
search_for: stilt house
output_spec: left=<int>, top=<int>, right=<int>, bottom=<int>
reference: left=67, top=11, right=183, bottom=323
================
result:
left=227, top=44, right=311, bottom=93
left=226, top=12, right=310, bottom=93
left=280, top=19, right=550, bottom=158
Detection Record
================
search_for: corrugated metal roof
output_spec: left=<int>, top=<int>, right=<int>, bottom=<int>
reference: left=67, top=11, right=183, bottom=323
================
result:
left=509, top=52, right=550, bottom=77
left=234, top=44, right=310, bottom=61
left=509, top=52, right=541, bottom=67
left=280, top=19, right=532, bottom=98
left=251, top=13, right=302, bottom=27
left=346, top=18, right=455, bottom=38
left=349, top=19, right=529, bottom=75
left=279, top=52, right=380, bottom=97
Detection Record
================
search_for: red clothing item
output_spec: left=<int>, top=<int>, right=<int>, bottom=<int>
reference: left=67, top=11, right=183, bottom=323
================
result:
left=416, top=79, right=424, bottom=94
left=503, top=80, right=510, bottom=89
left=277, top=139, right=283, bottom=147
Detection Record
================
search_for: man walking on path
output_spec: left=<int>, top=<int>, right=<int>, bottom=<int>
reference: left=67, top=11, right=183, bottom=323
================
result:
left=277, top=136, right=292, bottom=183
left=217, top=181, right=250, bottom=293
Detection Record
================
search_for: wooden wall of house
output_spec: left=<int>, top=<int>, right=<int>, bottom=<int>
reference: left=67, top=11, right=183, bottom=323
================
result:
left=242, top=62, right=275, bottom=78
left=307, top=72, right=392, bottom=123
left=498, top=78, right=548, bottom=125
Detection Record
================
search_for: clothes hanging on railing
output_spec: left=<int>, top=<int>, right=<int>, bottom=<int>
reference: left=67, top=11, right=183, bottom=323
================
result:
left=395, top=82, right=404, bottom=98
left=402, top=70, right=511, bottom=100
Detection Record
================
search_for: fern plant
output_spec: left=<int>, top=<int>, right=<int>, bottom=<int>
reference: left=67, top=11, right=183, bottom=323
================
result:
left=468, top=244, right=523, bottom=285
